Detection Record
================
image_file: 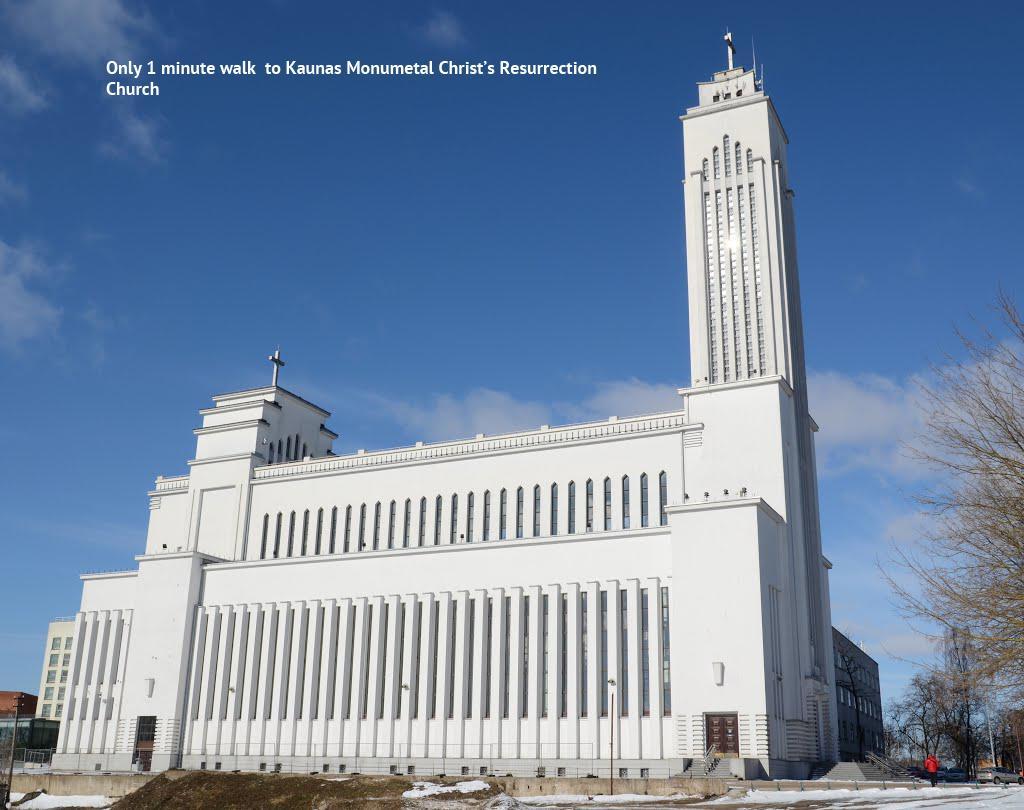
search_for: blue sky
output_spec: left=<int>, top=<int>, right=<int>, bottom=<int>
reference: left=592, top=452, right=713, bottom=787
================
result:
left=2, top=0, right=1022, bottom=705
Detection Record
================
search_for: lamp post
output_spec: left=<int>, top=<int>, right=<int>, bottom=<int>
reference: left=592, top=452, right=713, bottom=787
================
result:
left=607, top=679, right=616, bottom=796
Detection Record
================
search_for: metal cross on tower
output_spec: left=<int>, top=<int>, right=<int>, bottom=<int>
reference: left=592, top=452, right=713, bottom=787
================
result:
left=268, top=348, right=285, bottom=387
left=724, top=31, right=735, bottom=70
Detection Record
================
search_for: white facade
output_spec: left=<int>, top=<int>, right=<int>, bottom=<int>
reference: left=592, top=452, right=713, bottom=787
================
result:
left=52, top=53, right=837, bottom=779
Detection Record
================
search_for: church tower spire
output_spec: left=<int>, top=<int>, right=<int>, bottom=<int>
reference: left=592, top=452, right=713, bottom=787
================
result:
left=680, top=41, right=808, bottom=395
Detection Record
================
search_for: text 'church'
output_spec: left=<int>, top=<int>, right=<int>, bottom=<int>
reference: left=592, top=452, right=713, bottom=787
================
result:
left=53, top=49, right=839, bottom=779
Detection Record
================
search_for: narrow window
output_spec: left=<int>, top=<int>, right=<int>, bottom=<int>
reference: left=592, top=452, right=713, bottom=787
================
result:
left=661, top=586, right=672, bottom=715
left=466, top=492, right=475, bottom=542
left=429, top=605, right=440, bottom=718
left=550, top=484, right=558, bottom=536
left=395, top=604, right=406, bottom=718
left=603, top=478, right=612, bottom=531
left=568, top=481, right=576, bottom=534
left=746, top=147, right=753, bottom=172
left=620, top=590, right=629, bottom=717
left=484, top=598, right=493, bottom=718
left=301, top=442, right=307, bottom=459
left=499, top=489, right=508, bottom=540
left=713, top=146, right=720, bottom=179
left=735, top=141, right=742, bottom=175
left=466, top=600, right=476, bottom=717
left=388, top=500, right=396, bottom=549
left=502, top=597, right=511, bottom=718
left=418, top=497, right=427, bottom=546
left=701, top=158, right=708, bottom=180
left=450, top=494, right=458, bottom=543
left=301, top=509, right=310, bottom=555
left=483, top=491, right=491, bottom=541
left=580, top=591, right=588, bottom=717
left=373, top=502, right=381, bottom=550
left=287, top=511, right=296, bottom=556
left=358, top=504, right=366, bottom=551
left=559, top=593, right=567, bottom=718
left=659, top=472, right=668, bottom=526
left=532, top=485, right=541, bottom=537
left=360, top=605, right=373, bottom=719
left=277, top=439, right=283, bottom=462
left=521, top=596, right=530, bottom=718
left=541, top=594, right=549, bottom=718
left=268, top=443, right=275, bottom=464
left=260, top=513, right=269, bottom=559
left=723, top=135, right=731, bottom=176
left=377, top=604, right=389, bottom=719
left=640, top=474, right=649, bottom=528
left=641, top=589, right=650, bottom=716
left=403, top=499, right=411, bottom=548
left=411, top=602, right=422, bottom=718
left=621, top=476, right=630, bottom=529
left=600, top=590, right=608, bottom=716
left=446, top=603, right=457, bottom=719
left=434, top=496, right=442, bottom=545
left=286, top=436, right=292, bottom=460
left=585, top=480, right=594, bottom=532
left=515, top=487, right=524, bottom=539
left=315, top=508, right=323, bottom=555
left=341, top=506, right=350, bottom=553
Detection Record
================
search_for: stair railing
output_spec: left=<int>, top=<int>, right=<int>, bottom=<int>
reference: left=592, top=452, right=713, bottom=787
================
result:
left=866, top=751, right=911, bottom=779
left=702, top=743, right=718, bottom=776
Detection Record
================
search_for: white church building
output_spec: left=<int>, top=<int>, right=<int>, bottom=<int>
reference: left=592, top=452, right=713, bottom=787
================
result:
left=53, top=47, right=839, bottom=779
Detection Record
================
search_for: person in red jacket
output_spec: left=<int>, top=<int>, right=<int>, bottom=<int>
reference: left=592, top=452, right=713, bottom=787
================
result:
left=925, top=754, right=940, bottom=787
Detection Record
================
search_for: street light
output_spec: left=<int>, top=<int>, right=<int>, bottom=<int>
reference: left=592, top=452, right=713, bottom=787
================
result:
left=607, top=679, right=616, bottom=797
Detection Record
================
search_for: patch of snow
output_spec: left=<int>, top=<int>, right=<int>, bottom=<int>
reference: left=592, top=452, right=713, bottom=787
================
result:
left=518, top=793, right=695, bottom=806
left=15, top=794, right=113, bottom=809
left=717, top=785, right=1024, bottom=808
left=403, top=779, right=491, bottom=798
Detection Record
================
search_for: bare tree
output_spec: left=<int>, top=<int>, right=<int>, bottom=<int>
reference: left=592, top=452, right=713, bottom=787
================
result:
left=886, top=672, right=947, bottom=763
left=887, top=293, right=1024, bottom=691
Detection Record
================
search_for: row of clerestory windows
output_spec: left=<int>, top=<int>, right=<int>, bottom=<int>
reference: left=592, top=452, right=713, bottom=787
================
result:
left=267, top=433, right=309, bottom=465
left=257, top=472, right=670, bottom=560
left=702, top=137, right=754, bottom=182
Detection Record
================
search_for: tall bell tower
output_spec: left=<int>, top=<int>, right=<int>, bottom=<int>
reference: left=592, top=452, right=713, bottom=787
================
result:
left=670, top=36, right=837, bottom=771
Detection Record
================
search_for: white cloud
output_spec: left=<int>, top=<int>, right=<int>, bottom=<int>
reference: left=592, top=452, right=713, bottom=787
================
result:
left=99, top=108, right=166, bottom=163
left=372, top=388, right=552, bottom=443
left=808, top=369, right=926, bottom=479
left=5, top=0, right=155, bottom=63
left=416, top=10, right=467, bottom=48
left=0, top=169, right=28, bottom=203
left=0, top=239, right=62, bottom=353
left=364, top=378, right=681, bottom=444
left=0, top=55, right=46, bottom=114
left=561, top=378, right=681, bottom=423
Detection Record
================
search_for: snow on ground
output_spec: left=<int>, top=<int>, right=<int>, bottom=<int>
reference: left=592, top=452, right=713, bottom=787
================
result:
left=714, top=785, right=1024, bottom=810
left=403, top=779, right=491, bottom=798
left=517, top=794, right=695, bottom=806
left=8, top=793, right=113, bottom=809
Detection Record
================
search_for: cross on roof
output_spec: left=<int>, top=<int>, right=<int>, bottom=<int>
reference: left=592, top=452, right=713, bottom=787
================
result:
left=267, top=348, right=285, bottom=387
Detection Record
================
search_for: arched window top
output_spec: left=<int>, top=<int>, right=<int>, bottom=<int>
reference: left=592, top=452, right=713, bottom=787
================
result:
left=702, top=158, right=709, bottom=180
left=723, top=136, right=732, bottom=176
left=746, top=148, right=753, bottom=173
left=734, top=141, right=742, bottom=174
left=712, top=147, right=721, bottom=179
left=285, top=436, right=292, bottom=459
left=268, top=443, right=275, bottom=464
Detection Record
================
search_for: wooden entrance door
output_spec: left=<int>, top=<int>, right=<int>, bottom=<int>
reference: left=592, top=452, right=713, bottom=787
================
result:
left=705, top=713, right=739, bottom=755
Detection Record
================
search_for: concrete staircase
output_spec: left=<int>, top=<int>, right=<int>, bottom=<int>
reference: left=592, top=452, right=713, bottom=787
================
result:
left=682, top=757, right=733, bottom=779
left=808, top=761, right=896, bottom=782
